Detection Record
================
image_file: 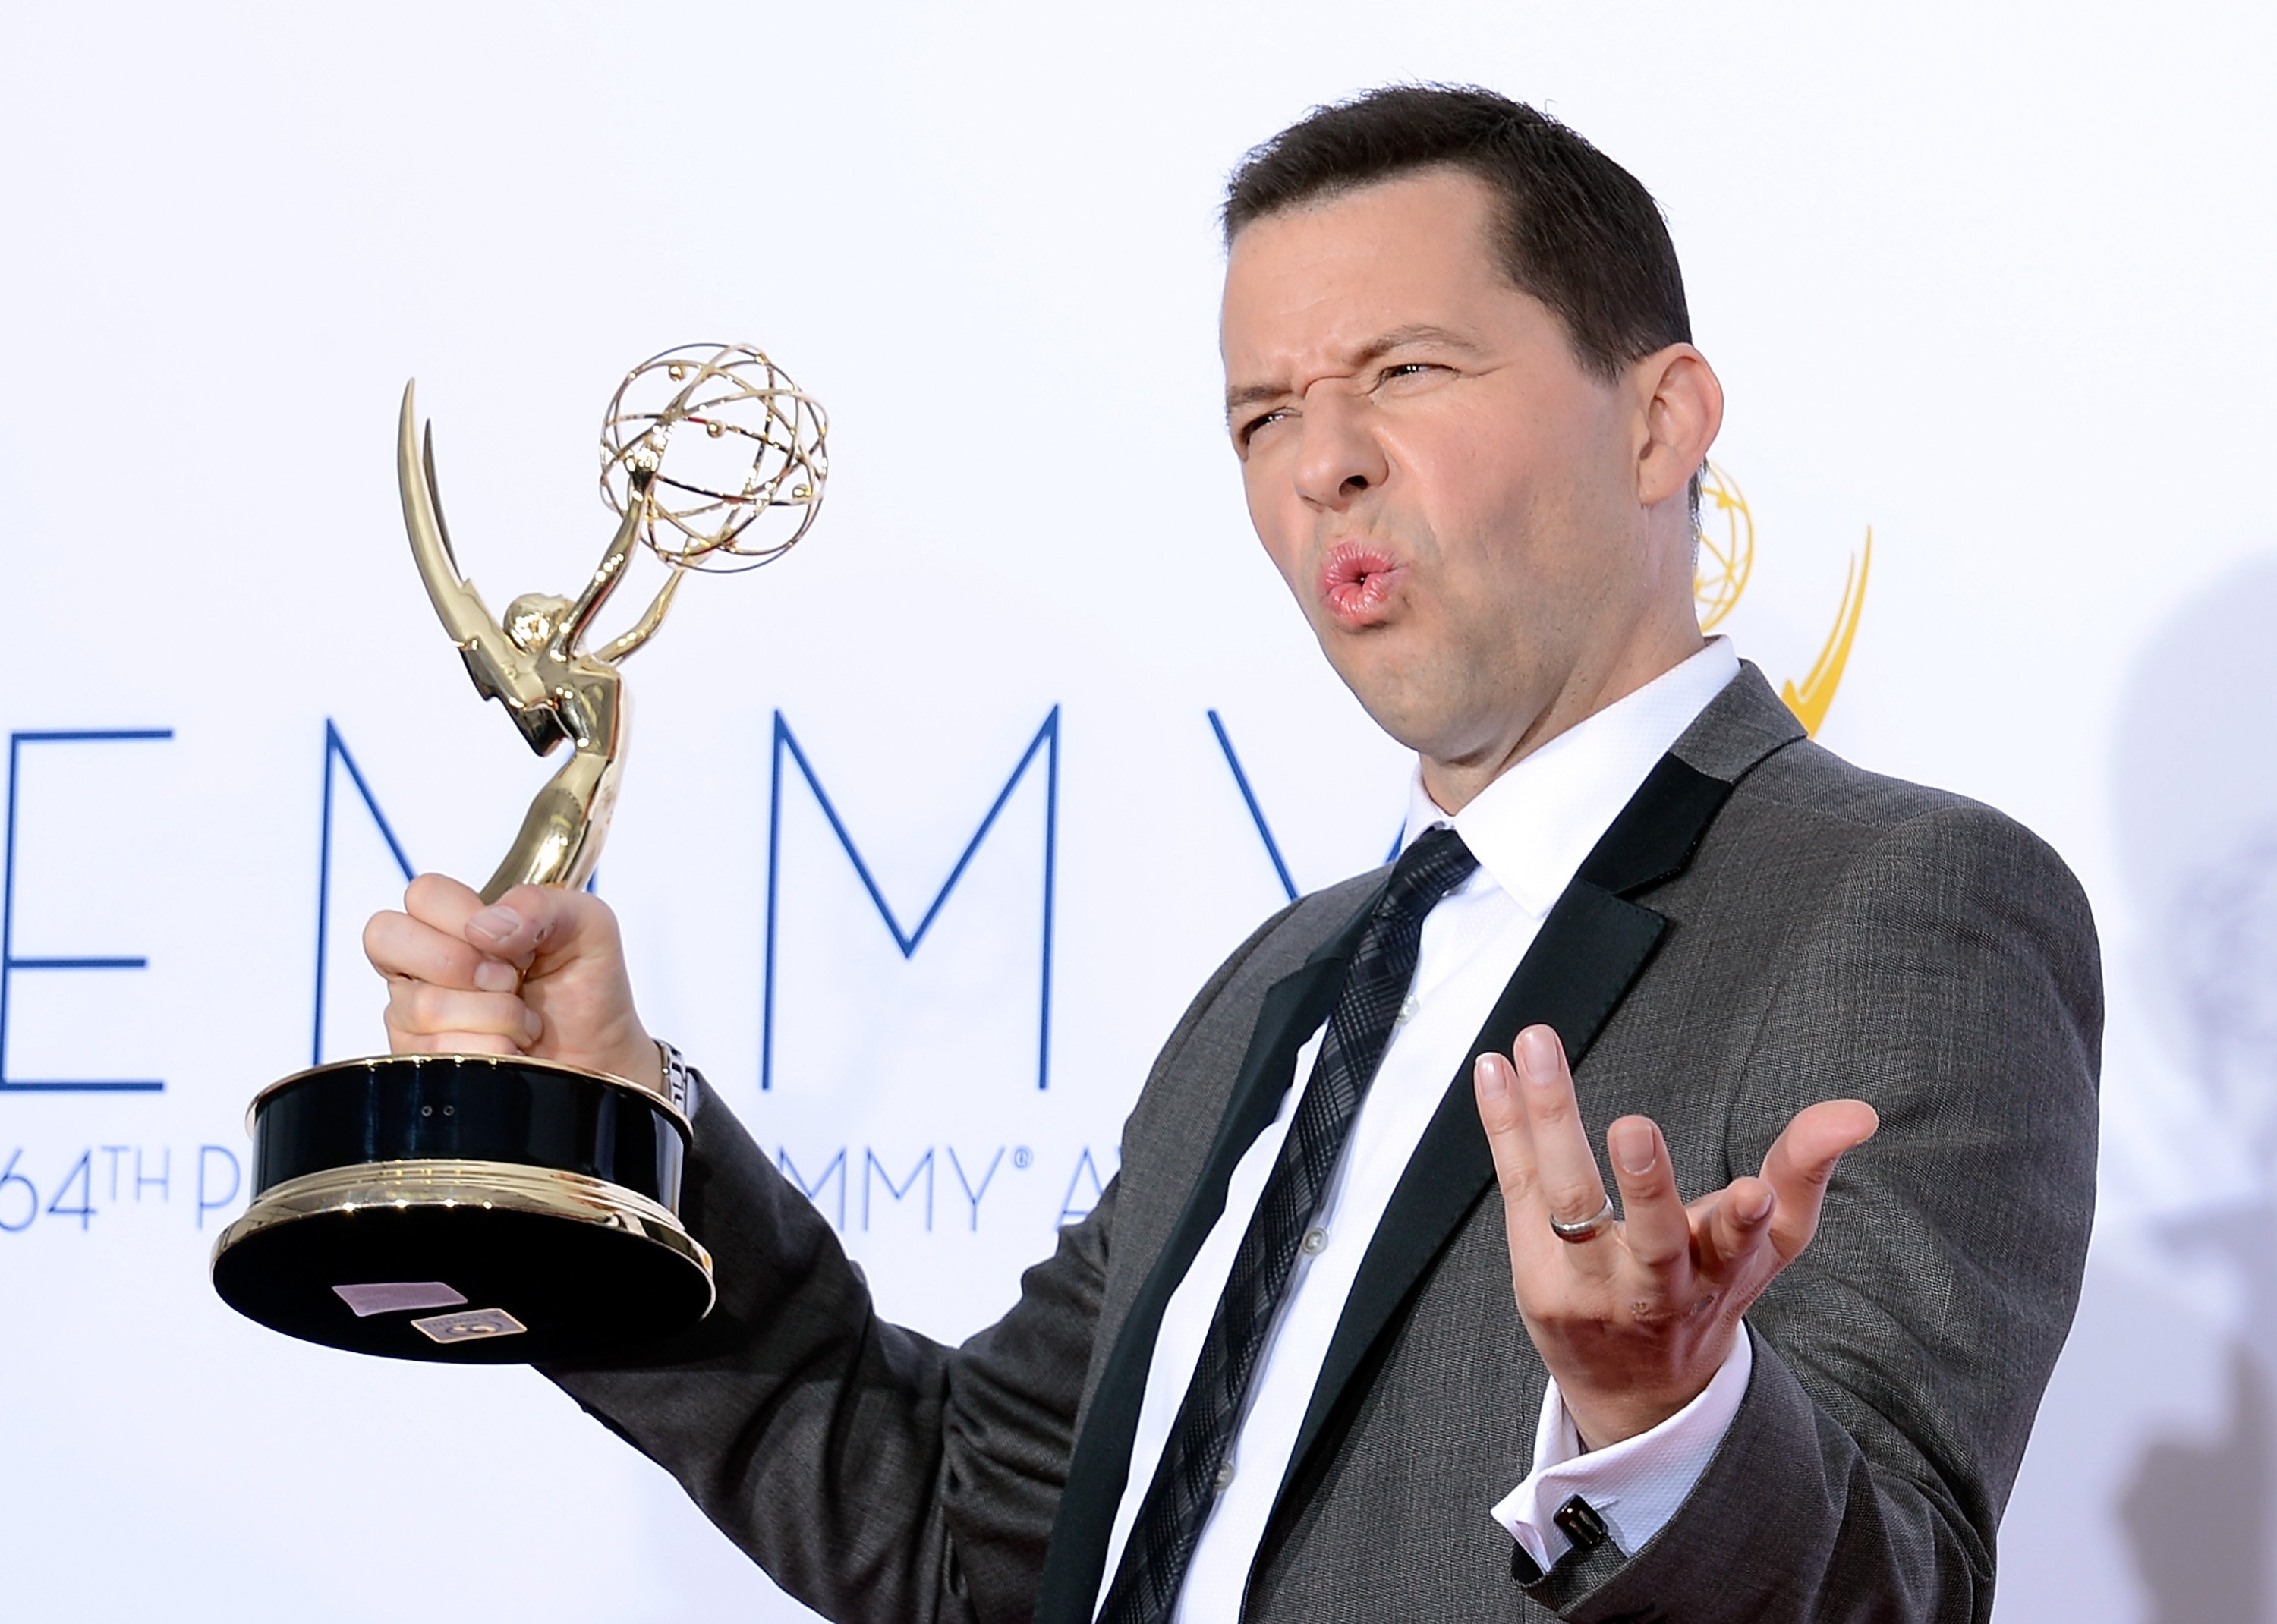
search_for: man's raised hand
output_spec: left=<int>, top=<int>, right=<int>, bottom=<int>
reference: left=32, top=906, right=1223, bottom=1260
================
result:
left=362, top=873, right=662, bottom=1095
left=1474, top=1024, right=1879, bottom=1449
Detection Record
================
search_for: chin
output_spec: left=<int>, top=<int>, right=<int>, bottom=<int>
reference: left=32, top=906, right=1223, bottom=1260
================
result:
left=1327, top=666, right=1441, bottom=754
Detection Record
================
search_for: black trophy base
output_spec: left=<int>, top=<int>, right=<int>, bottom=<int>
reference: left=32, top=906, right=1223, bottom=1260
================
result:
left=211, top=1053, right=714, bottom=1364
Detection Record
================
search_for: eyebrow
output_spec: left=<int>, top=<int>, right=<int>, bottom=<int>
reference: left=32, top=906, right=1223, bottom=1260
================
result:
left=1224, top=323, right=1482, bottom=419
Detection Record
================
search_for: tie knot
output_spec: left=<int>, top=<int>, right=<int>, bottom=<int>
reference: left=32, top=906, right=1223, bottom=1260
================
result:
left=1377, top=825, right=1477, bottom=926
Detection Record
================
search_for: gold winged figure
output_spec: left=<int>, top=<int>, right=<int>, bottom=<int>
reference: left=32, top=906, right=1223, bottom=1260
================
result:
left=396, top=382, right=682, bottom=904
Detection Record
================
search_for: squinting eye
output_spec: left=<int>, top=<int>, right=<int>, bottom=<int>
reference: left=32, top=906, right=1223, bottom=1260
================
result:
left=1239, top=410, right=1290, bottom=448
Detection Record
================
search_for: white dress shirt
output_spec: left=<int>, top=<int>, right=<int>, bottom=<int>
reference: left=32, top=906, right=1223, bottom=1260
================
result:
left=1094, top=640, right=1748, bottom=1621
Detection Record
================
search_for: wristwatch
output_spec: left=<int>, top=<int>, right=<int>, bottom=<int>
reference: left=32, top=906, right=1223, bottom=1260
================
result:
left=655, top=1040, right=701, bottom=1121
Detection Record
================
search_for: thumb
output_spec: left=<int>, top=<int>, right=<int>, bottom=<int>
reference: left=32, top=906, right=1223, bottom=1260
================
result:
left=462, top=882, right=614, bottom=973
left=1759, top=1099, right=1879, bottom=1264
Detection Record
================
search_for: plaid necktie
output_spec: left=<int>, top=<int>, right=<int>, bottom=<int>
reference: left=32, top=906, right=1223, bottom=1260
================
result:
left=1097, top=825, right=1479, bottom=1624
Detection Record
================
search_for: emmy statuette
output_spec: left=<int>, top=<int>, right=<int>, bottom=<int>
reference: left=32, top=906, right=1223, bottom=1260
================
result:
left=211, top=345, right=827, bottom=1362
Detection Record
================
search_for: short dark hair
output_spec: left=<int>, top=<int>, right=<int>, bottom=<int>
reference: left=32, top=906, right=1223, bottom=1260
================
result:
left=1223, top=85, right=1690, bottom=382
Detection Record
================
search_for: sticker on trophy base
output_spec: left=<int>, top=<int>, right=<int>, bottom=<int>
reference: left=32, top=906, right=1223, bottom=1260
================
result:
left=332, top=1282, right=468, bottom=1318
left=411, top=1308, right=528, bottom=1345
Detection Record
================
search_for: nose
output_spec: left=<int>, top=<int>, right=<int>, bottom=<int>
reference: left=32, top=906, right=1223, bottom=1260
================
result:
left=1293, top=389, right=1389, bottom=511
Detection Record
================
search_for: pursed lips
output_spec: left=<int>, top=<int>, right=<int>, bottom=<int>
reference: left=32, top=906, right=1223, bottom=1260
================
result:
left=1320, top=538, right=1409, bottom=627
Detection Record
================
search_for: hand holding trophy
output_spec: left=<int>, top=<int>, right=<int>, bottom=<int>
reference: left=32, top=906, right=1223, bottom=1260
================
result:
left=211, top=345, right=827, bottom=1362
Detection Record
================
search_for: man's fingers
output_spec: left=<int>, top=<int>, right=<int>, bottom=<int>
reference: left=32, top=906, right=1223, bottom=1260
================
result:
left=1759, top=1099, right=1880, bottom=1263
left=386, top=981, right=542, bottom=1047
left=365, top=908, right=498, bottom=992
left=1474, top=1051, right=1542, bottom=1214
left=1510, top=1026, right=1612, bottom=1238
left=396, top=873, right=523, bottom=989
left=403, top=872, right=487, bottom=935
left=1604, top=1116, right=1688, bottom=1272
left=385, top=1027, right=523, bottom=1058
left=1693, top=1177, right=1778, bottom=1276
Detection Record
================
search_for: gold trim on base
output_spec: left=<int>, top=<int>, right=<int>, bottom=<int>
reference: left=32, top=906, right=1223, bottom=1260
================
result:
left=210, top=1157, right=715, bottom=1315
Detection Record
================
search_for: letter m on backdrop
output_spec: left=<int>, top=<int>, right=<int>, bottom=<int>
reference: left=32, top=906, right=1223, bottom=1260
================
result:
left=763, top=708, right=1060, bottom=1091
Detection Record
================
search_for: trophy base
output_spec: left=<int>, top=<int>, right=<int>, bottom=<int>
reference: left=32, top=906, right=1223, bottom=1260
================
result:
left=211, top=1054, right=714, bottom=1364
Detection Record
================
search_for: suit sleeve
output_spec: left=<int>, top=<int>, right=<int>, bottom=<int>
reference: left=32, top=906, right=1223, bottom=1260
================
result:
left=540, top=899, right=1304, bottom=1624
left=545, top=1090, right=1109, bottom=1624
left=1524, top=801, right=2103, bottom=1623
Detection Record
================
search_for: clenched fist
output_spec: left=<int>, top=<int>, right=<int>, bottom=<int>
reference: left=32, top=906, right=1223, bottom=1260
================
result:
left=362, top=873, right=662, bottom=1095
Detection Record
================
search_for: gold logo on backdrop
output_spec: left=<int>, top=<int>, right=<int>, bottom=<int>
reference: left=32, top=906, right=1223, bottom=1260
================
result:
left=1693, top=464, right=1755, bottom=632
left=1691, top=461, right=1873, bottom=738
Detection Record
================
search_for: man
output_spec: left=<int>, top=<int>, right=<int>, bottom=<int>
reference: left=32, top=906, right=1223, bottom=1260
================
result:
left=366, top=87, right=2099, bottom=1621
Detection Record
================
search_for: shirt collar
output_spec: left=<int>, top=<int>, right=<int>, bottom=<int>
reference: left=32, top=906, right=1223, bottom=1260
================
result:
left=1399, top=639, right=1742, bottom=918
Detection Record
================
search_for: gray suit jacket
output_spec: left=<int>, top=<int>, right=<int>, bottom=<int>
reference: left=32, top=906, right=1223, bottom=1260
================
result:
left=549, top=666, right=2102, bottom=1623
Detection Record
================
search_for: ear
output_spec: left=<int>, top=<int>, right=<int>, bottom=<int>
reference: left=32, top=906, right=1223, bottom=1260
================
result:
left=1633, top=345, right=1724, bottom=510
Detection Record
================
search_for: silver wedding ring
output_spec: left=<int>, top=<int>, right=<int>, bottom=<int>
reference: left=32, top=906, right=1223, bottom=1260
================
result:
left=1548, top=1196, right=1616, bottom=1245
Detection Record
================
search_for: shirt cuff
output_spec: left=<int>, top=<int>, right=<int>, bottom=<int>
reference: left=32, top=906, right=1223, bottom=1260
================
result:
left=1490, top=1327, right=1753, bottom=1572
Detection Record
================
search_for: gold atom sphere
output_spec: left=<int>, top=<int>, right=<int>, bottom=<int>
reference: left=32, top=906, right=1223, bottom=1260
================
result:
left=1693, top=461, right=1754, bottom=631
left=600, top=342, right=829, bottom=574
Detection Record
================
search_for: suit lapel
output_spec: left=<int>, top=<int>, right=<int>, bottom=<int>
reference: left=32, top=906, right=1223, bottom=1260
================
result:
left=1273, top=754, right=1737, bottom=1518
left=1033, top=899, right=1377, bottom=1624
left=1035, top=752, right=1742, bottom=1622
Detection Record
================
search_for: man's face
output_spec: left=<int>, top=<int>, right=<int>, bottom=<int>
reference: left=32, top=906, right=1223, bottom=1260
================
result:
left=1220, top=167, right=1683, bottom=791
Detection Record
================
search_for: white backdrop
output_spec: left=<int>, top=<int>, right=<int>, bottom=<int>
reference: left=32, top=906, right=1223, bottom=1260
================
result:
left=2, top=2, right=2272, bottom=1617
